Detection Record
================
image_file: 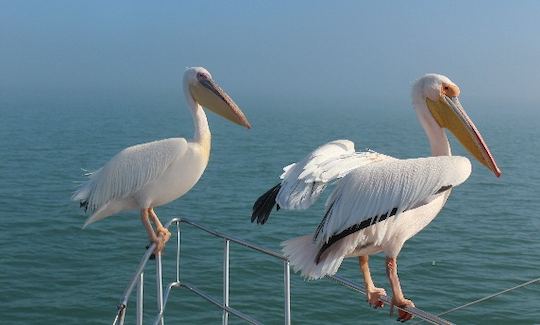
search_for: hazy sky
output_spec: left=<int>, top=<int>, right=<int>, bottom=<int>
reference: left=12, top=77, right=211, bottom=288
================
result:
left=1, top=1, right=539, bottom=106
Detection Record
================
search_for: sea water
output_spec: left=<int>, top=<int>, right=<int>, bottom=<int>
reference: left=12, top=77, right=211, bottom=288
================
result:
left=1, top=90, right=539, bottom=324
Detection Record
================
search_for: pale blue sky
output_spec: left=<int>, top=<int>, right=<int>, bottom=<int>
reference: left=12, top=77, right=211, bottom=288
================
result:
left=1, top=1, right=539, bottom=106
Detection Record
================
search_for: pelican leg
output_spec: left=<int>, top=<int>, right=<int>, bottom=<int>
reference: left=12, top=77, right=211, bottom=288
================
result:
left=359, top=256, right=386, bottom=309
left=141, top=209, right=161, bottom=253
left=148, top=208, right=171, bottom=251
left=385, top=257, right=415, bottom=322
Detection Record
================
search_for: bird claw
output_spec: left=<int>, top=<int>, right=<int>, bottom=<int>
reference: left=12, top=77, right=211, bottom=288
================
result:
left=146, top=230, right=170, bottom=257
left=366, top=287, right=386, bottom=309
left=153, top=238, right=165, bottom=255
left=157, top=227, right=171, bottom=242
left=391, top=298, right=415, bottom=322
left=148, top=227, right=171, bottom=255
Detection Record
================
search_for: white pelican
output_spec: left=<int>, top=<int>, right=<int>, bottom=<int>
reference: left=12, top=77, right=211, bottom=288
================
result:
left=251, top=74, right=500, bottom=321
left=73, top=67, right=251, bottom=253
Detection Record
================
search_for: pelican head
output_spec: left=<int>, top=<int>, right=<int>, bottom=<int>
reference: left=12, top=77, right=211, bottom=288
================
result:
left=184, top=67, right=251, bottom=129
left=413, top=74, right=501, bottom=177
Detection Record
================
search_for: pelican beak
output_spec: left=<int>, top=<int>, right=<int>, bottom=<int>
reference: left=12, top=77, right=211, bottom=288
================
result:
left=426, top=96, right=501, bottom=177
left=190, top=75, right=251, bottom=129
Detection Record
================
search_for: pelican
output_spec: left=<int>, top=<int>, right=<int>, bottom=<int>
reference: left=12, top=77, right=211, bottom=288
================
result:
left=251, top=74, right=500, bottom=321
left=73, top=67, right=251, bottom=253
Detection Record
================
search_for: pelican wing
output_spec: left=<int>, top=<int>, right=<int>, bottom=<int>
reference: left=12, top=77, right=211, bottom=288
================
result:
left=316, top=156, right=472, bottom=247
left=72, top=138, right=188, bottom=213
left=252, top=140, right=391, bottom=224
left=277, top=140, right=392, bottom=209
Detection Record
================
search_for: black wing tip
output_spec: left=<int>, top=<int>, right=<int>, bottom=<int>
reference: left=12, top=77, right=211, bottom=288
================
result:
left=315, top=206, right=400, bottom=265
left=251, top=183, right=281, bottom=225
left=80, top=200, right=89, bottom=212
left=436, top=185, right=453, bottom=194
left=315, top=250, right=323, bottom=265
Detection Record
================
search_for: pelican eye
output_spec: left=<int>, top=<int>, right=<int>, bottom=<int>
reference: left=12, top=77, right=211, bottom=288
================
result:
left=197, top=72, right=209, bottom=80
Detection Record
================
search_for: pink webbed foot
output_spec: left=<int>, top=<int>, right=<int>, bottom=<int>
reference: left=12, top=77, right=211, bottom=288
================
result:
left=366, top=287, right=387, bottom=309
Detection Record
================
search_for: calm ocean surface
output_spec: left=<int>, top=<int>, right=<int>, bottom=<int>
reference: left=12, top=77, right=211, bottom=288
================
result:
left=1, top=90, right=539, bottom=324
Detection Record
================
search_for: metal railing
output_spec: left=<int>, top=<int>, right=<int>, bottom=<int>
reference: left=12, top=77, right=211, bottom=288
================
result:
left=112, top=217, right=453, bottom=325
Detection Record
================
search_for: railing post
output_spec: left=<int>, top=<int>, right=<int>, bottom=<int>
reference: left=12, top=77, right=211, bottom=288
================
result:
left=136, top=272, right=144, bottom=325
left=156, top=252, right=164, bottom=325
left=284, top=261, right=291, bottom=325
left=223, top=239, right=230, bottom=325
left=176, top=221, right=181, bottom=283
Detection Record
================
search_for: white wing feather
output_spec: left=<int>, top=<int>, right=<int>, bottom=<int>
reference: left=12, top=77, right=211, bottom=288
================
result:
left=72, top=138, right=188, bottom=212
left=318, top=156, right=472, bottom=245
left=276, top=140, right=391, bottom=210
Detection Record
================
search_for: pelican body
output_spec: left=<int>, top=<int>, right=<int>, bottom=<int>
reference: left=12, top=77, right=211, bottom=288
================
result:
left=251, top=74, right=500, bottom=321
left=73, top=67, right=251, bottom=253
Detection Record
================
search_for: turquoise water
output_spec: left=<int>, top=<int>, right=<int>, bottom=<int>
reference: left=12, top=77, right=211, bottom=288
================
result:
left=1, top=90, right=539, bottom=324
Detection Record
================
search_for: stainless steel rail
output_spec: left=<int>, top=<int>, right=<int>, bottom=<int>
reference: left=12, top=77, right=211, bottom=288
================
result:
left=328, top=275, right=454, bottom=325
left=174, top=218, right=291, bottom=325
left=111, top=217, right=454, bottom=325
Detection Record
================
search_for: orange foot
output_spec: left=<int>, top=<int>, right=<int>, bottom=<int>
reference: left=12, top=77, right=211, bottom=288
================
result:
left=153, top=227, right=171, bottom=254
left=366, top=287, right=387, bottom=309
left=392, top=298, right=415, bottom=322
